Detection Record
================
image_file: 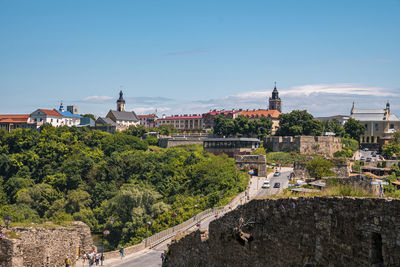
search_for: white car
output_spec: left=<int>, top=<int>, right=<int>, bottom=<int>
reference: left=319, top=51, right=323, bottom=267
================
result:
left=262, top=181, right=270, bottom=188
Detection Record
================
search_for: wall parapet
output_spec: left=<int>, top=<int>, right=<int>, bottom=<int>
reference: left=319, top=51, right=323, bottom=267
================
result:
left=166, top=197, right=400, bottom=266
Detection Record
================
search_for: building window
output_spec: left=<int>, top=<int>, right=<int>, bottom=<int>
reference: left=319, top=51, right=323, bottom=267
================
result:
left=390, top=124, right=394, bottom=129
left=365, top=124, right=368, bottom=130
left=375, top=124, right=379, bottom=131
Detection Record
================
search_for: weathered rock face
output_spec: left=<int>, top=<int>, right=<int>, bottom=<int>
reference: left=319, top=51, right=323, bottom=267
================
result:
left=0, top=221, right=93, bottom=267
left=294, top=158, right=350, bottom=179
left=166, top=197, right=400, bottom=267
left=265, top=136, right=342, bottom=157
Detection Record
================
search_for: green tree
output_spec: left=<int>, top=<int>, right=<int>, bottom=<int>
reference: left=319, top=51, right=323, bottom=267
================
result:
left=323, top=119, right=345, bottom=137
left=276, top=110, right=322, bottom=136
left=306, top=157, right=334, bottom=179
left=17, top=183, right=60, bottom=217
left=213, top=115, right=235, bottom=137
left=344, top=118, right=365, bottom=140
left=81, top=114, right=96, bottom=121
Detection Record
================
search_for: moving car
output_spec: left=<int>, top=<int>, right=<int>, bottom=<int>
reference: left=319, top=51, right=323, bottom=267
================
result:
left=262, top=181, right=270, bottom=189
left=372, top=152, right=377, bottom=157
left=273, top=182, right=281, bottom=188
left=273, top=171, right=281, bottom=177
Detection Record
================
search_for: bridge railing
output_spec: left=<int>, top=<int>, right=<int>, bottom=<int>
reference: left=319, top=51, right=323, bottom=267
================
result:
left=103, top=183, right=248, bottom=260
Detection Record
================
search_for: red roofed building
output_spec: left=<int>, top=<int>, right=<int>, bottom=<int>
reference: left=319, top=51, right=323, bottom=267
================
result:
left=0, top=114, right=35, bottom=132
left=202, top=109, right=242, bottom=130
left=138, top=114, right=158, bottom=128
left=156, top=114, right=203, bottom=132
left=241, top=109, right=281, bottom=134
left=29, top=109, right=65, bottom=128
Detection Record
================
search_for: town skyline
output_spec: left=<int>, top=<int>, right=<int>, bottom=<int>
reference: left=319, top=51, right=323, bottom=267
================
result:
left=1, top=0, right=399, bottom=116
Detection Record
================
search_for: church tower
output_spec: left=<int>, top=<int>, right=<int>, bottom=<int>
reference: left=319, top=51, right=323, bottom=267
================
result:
left=269, top=82, right=282, bottom=112
left=117, top=90, right=126, bottom=112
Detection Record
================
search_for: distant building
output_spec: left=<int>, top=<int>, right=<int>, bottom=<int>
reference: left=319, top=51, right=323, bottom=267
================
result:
left=350, top=102, right=400, bottom=147
left=240, top=109, right=281, bottom=134
left=202, top=109, right=242, bottom=131
left=316, top=115, right=350, bottom=126
left=269, top=83, right=282, bottom=112
left=29, top=109, right=65, bottom=127
left=67, top=105, right=78, bottom=115
left=138, top=114, right=158, bottom=128
left=0, top=114, right=35, bottom=132
left=156, top=114, right=203, bottom=132
left=79, top=117, right=95, bottom=127
left=105, top=91, right=140, bottom=131
left=203, top=137, right=260, bottom=157
left=94, top=117, right=117, bottom=133
left=57, top=102, right=82, bottom=127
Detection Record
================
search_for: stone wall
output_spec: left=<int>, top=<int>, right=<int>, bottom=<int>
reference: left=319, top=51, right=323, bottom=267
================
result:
left=235, top=155, right=267, bottom=177
left=166, top=197, right=400, bottom=266
left=265, top=136, right=342, bottom=157
left=0, top=221, right=93, bottom=267
left=294, top=158, right=350, bottom=179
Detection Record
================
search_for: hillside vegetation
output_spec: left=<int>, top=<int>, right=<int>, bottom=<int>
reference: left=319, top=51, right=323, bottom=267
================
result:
left=0, top=126, right=247, bottom=249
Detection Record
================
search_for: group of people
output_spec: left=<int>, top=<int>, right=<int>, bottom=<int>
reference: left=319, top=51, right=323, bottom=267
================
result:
left=81, top=249, right=104, bottom=266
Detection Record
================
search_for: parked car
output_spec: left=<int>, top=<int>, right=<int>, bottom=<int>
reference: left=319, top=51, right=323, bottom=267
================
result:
left=372, top=152, right=377, bottom=157
left=273, top=182, right=281, bottom=188
left=366, top=157, right=372, bottom=162
left=262, top=181, right=270, bottom=189
left=363, top=148, right=369, bottom=151
left=273, top=171, right=281, bottom=177
left=360, top=156, right=365, bottom=161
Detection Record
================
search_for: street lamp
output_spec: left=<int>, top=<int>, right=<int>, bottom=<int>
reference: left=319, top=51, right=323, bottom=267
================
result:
left=101, top=218, right=114, bottom=266
left=4, top=215, right=11, bottom=229
left=101, top=230, right=110, bottom=266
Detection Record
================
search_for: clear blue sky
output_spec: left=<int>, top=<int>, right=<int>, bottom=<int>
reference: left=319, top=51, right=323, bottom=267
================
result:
left=1, top=0, right=399, bottom=117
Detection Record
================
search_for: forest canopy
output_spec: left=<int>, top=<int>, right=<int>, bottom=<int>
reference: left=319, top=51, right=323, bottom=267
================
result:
left=0, top=125, right=247, bottom=249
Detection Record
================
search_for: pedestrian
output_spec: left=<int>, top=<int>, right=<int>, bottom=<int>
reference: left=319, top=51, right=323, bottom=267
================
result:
left=100, top=254, right=104, bottom=266
left=82, top=253, right=87, bottom=266
left=65, top=257, right=72, bottom=267
left=119, top=247, right=125, bottom=259
left=95, top=253, right=100, bottom=266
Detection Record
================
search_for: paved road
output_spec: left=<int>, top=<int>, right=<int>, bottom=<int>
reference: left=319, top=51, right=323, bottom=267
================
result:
left=111, top=169, right=293, bottom=267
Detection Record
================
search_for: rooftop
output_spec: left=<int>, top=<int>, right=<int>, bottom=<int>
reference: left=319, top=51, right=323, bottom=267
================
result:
left=159, top=114, right=202, bottom=120
left=108, top=110, right=139, bottom=121
left=240, top=109, right=281, bottom=119
left=38, top=109, right=63, bottom=117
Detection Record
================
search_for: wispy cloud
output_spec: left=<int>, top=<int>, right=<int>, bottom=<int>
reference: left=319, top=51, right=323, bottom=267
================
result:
left=135, top=107, right=170, bottom=114
left=280, top=84, right=398, bottom=97
left=168, top=49, right=207, bottom=56
left=125, top=96, right=173, bottom=105
left=82, top=95, right=113, bottom=102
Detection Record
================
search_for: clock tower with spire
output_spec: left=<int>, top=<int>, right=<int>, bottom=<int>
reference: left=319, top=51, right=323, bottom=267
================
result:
left=269, top=82, right=282, bottom=112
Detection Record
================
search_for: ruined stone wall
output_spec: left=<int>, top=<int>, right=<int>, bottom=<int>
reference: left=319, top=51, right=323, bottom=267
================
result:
left=0, top=221, right=93, bottom=267
left=235, top=155, right=267, bottom=177
left=293, top=158, right=350, bottom=179
left=265, top=136, right=342, bottom=157
left=166, top=197, right=400, bottom=267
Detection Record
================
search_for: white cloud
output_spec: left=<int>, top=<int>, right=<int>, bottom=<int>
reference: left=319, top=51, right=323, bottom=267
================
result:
left=82, top=95, right=113, bottom=102
left=280, top=84, right=398, bottom=97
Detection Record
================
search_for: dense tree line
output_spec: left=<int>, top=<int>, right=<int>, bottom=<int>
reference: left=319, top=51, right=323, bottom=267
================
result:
left=213, top=115, right=273, bottom=139
left=275, top=110, right=365, bottom=141
left=0, top=125, right=247, bottom=249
